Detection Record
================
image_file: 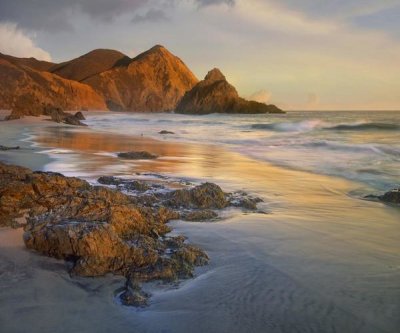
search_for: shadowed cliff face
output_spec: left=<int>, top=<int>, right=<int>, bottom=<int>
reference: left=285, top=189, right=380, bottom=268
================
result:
left=0, top=57, right=107, bottom=112
left=176, top=68, right=284, bottom=114
left=50, top=49, right=131, bottom=82
left=83, top=45, right=199, bottom=112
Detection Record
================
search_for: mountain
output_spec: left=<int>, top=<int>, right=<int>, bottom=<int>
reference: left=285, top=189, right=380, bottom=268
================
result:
left=0, top=55, right=107, bottom=115
left=176, top=68, right=284, bottom=114
left=0, top=52, right=55, bottom=72
left=50, top=49, right=130, bottom=82
left=82, top=45, right=198, bottom=111
left=0, top=46, right=283, bottom=116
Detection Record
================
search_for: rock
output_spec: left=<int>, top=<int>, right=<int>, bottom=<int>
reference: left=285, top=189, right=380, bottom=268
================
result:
left=176, top=68, right=284, bottom=114
left=379, top=188, right=400, bottom=204
left=166, top=182, right=228, bottom=209
left=159, top=130, right=175, bottom=135
left=228, top=191, right=264, bottom=210
left=4, top=113, right=22, bottom=120
left=183, top=210, right=218, bottom=222
left=0, top=161, right=209, bottom=307
left=0, top=145, right=20, bottom=151
left=43, top=105, right=66, bottom=123
left=74, top=111, right=86, bottom=120
left=119, top=278, right=150, bottom=307
left=42, top=105, right=86, bottom=126
left=118, top=151, right=158, bottom=160
left=125, top=180, right=150, bottom=192
left=65, top=115, right=87, bottom=126
left=97, top=176, right=123, bottom=185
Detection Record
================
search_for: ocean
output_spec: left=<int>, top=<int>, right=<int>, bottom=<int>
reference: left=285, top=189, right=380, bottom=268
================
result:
left=84, top=110, right=400, bottom=192
left=1, top=110, right=399, bottom=333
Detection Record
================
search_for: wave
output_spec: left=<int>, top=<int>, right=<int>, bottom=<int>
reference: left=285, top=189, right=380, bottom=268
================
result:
left=251, top=120, right=324, bottom=132
left=326, top=122, right=400, bottom=131
left=251, top=120, right=400, bottom=133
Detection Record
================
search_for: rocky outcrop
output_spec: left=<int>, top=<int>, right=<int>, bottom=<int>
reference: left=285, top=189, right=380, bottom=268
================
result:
left=6, top=100, right=87, bottom=126
left=82, top=45, right=199, bottom=111
left=176, top=68, right=284, bottom=114
left=1, top=47, right=283, bottom=115
left=0, top=162, right=209, bottom=305
left=0, top=161, right=266, bottom=305
left=43, top=106, right=87, bottom=126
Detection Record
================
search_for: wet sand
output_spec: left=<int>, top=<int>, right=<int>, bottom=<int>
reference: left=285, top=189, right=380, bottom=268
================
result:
left=0, top=117, right=399, bottom=332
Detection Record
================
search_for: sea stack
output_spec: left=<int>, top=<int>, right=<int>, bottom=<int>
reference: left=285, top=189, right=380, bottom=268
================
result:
left=175, top=68, right=283, bottom=114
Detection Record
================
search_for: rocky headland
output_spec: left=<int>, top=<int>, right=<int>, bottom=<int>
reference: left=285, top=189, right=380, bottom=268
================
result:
left=176, top=68, right=284, bottom=114
left=1, top=46, right=283, bottom=117
left=0, top=161, right=263, bottom=306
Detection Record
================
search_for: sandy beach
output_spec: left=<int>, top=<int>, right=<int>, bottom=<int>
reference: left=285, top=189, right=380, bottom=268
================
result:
left=1, top=114, right=399, bottom=333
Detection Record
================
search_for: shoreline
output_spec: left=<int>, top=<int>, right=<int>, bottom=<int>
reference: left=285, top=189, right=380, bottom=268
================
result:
left=1, top=116, right=399, bottom=333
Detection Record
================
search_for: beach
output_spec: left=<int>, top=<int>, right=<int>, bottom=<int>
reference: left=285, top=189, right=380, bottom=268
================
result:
left=0, top=112, right=399, bottom=333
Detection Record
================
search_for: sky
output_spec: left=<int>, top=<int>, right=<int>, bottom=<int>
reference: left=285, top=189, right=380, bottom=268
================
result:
left=0, top=0, right=399, bottom=110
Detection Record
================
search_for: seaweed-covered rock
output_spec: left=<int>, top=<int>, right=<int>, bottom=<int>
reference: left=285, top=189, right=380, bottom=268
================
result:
left=118, top=151, right=158, bottom=160
left=166, top=182, right=228, bottom=209
left=183, top=210, right=218, bottom=222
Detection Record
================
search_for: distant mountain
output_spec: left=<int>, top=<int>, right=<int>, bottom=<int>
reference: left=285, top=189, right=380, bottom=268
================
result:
left=176, top=68, right=284, bottom=114
left=82, top=45, right=198, bottom=111
left=50, top=49, right=130, bottom=82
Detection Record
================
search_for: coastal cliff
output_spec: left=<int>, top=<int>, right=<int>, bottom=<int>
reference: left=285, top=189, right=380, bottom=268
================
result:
left=176, top=68, right=284, bottom=114
left=0, top=47, right=283, bottom=116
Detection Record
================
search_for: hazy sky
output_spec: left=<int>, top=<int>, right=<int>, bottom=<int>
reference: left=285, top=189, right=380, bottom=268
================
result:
left=0, top=0, right=399, bottom=110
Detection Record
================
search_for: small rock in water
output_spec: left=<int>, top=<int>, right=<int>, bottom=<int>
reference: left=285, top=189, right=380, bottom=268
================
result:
left=159, top=130, right=175, bottom=135
left=74, top=111, right=86, bottom=120
left=117, top=151, right=158, bottom=160
left=0, top=145, right=20, bottom=151
left=379, top=188, right=400, bottom=204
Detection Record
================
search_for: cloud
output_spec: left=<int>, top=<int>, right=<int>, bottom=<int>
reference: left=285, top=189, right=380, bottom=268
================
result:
left=195, top=0, right=235, bottom=7
left=0, top=0, right=149, bottom=31
left=132, top=8, right=169, bottom=24
left=0, top=23, right=52, bottom=61
left=249, top=90, right=271, bottom=104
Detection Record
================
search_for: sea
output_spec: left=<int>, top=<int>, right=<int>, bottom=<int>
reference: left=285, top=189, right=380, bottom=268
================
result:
left=1, top=110, right=399, bottom=333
